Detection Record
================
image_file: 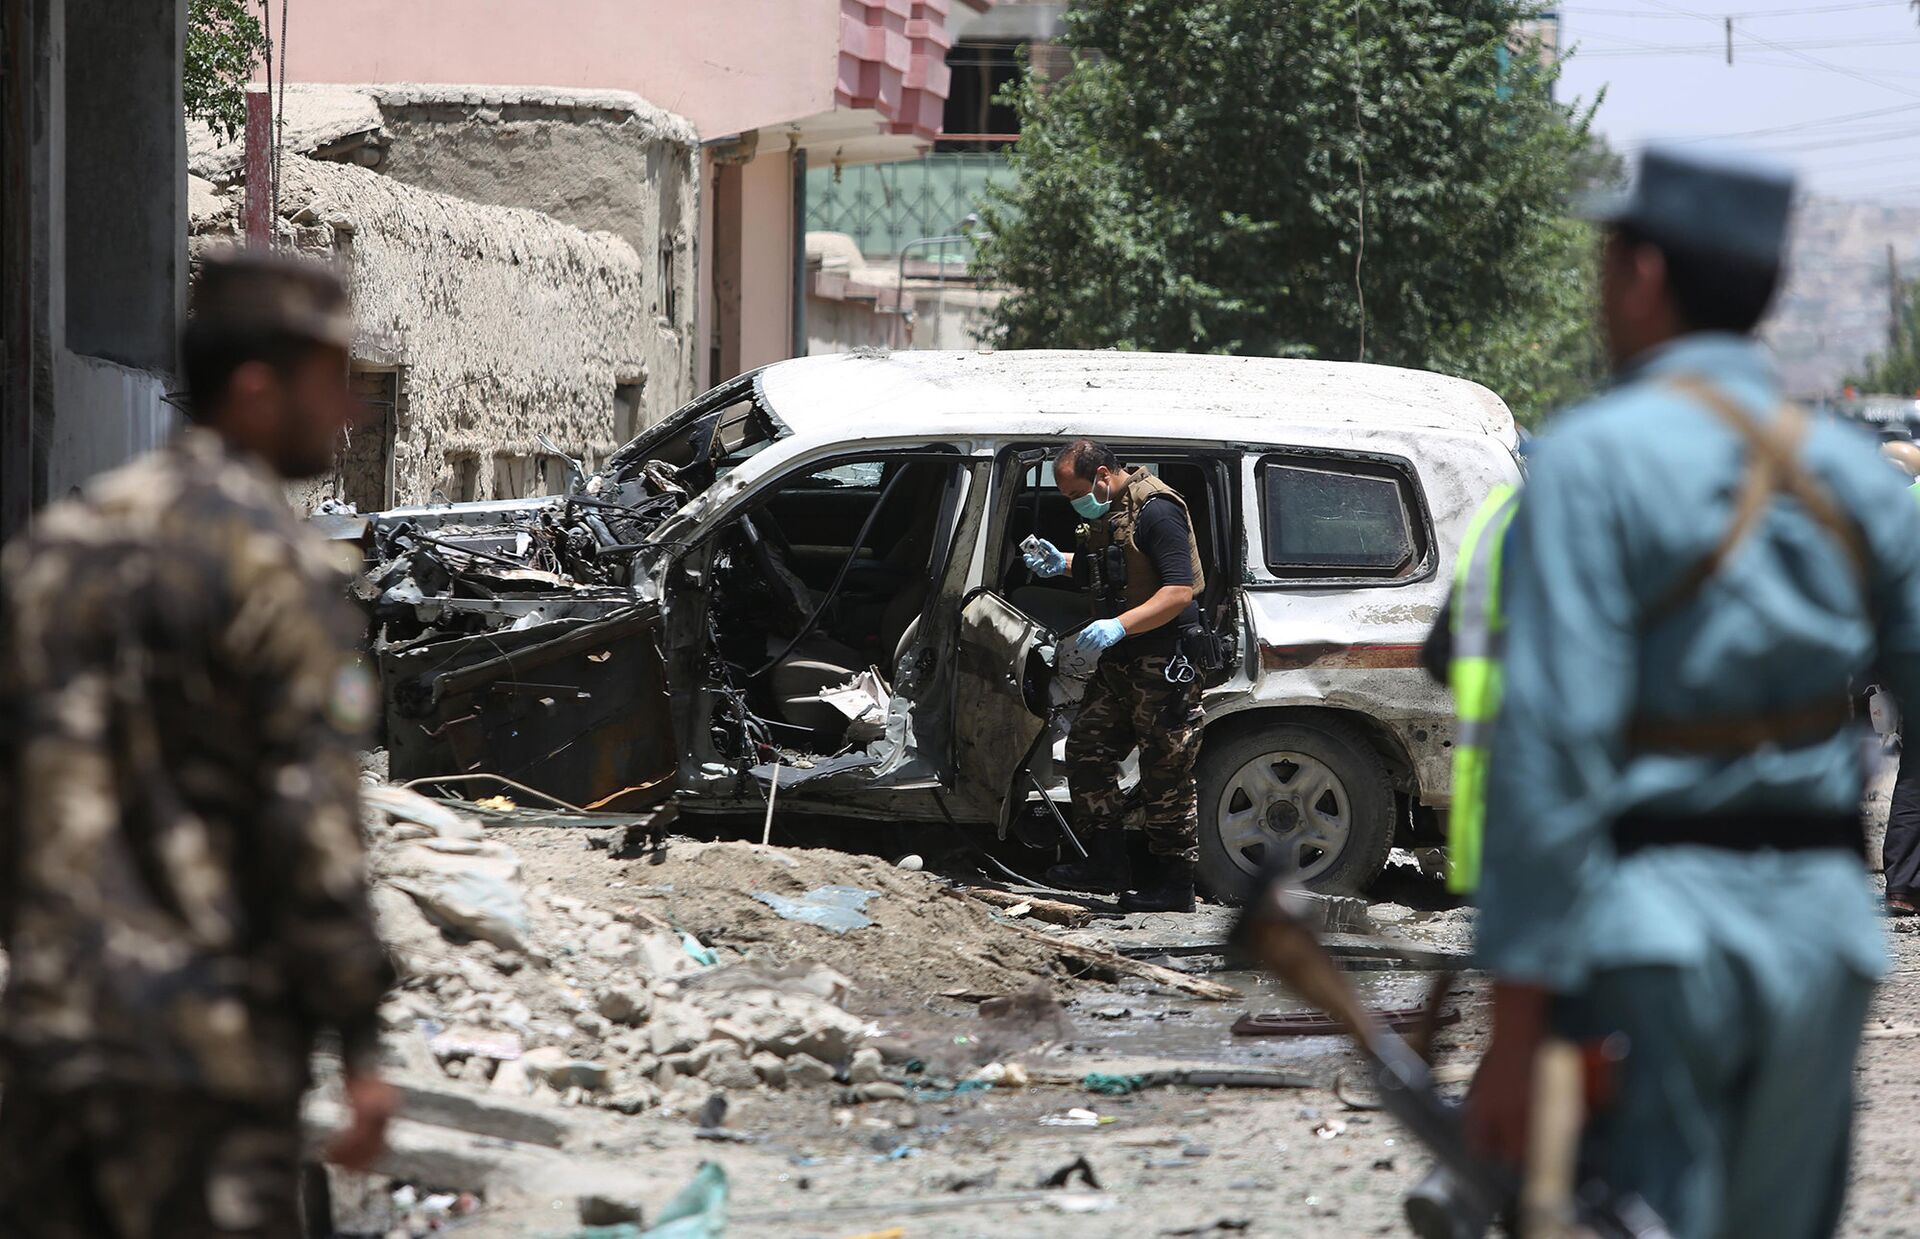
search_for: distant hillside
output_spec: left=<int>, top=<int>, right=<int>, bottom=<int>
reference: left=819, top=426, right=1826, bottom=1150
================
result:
left=1766, top=196, right=1920, bottom=399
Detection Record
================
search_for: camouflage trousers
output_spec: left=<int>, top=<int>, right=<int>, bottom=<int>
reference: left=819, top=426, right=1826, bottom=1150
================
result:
left=1065, top=651, right=1204, bottom=861
left=0, top=1086, right=304, bottom=1238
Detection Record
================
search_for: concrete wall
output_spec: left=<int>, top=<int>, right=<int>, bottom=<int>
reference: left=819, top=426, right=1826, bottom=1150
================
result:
left=355, top=88, right=700, bottom=423
left=273, top=0, right=843, bottom=140
left=2, top=0, right=185, bottom=538
left=198, top=157, right=652, bottom=508
left=738, top=148, right=799, bottom=374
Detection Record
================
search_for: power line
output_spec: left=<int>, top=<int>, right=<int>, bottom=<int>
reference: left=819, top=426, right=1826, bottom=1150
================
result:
left=1566, top=0, right=1913, bottom=16
left=1635, top=0, right=1920, bottom=102
left=1654, top=99, right=1920, bottom=142
left=1577, top=37, right=1920, bottom=55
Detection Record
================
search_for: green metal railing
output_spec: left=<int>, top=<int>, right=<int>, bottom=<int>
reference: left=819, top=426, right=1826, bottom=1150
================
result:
left=806, top=153, right=1016, bottom=258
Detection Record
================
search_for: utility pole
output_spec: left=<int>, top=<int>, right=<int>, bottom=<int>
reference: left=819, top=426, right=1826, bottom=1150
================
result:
left=1726, top=17, right=1734, bottom=65
left=245, top=88, right=272, bottom=248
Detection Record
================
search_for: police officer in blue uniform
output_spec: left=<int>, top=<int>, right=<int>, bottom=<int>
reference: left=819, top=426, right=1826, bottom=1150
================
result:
left=1464, top=146, right=1920, bottom=1238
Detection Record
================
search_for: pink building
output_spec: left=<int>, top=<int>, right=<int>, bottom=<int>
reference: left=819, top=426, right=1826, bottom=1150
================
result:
left=272, top=0, right=991, bottom=390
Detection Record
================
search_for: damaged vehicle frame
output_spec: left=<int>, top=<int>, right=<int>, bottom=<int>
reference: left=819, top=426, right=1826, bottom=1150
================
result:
left=361, top=350, right=1521, bottom=897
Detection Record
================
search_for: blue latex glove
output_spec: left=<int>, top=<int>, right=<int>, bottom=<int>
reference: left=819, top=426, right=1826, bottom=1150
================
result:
left=1070, top=618, right=1127, bottom=661
left=1022, top=537, right=1069, bottom=578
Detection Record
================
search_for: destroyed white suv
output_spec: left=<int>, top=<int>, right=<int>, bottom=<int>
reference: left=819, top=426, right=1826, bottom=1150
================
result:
left=360, top=350, right=1521, bottom=897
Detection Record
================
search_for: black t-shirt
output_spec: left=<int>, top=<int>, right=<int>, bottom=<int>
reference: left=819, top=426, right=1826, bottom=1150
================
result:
left=1130, top=496, right=1202, bottom=631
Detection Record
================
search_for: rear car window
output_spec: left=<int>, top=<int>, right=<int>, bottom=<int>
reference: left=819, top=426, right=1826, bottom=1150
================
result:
left=1258, top=457, right=1422, bottom=578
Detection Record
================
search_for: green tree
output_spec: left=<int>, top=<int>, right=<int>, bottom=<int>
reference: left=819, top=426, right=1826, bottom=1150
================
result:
left=184, top=0, right=269, bottom=142
left=972, top=0, right=1606, bottom=423
left=1852, top=282, right=1920, bottom=397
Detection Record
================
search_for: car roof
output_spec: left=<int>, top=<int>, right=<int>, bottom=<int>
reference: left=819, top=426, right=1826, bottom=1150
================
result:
left=754, top=350, right=1517, bottom=442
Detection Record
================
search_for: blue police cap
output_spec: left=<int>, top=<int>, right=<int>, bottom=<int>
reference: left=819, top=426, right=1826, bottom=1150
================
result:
left=1579, top=143, right=1795, bottom=268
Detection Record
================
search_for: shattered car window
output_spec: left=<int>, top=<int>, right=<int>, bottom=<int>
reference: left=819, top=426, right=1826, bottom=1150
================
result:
left=603, top=390, right=783, bottom=494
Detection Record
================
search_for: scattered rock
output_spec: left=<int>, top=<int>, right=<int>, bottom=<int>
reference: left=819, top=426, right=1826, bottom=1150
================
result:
left=649, top=1001, right=714, bottom=1056
left=522, top=1046, right=609, bottom=1092
left=848, top=1046, right=885, bottom=1086
left=595, top=984, right=652, bottom=1027
left=661, top=1074, right=715, bottom=1114
left=603, top=1082, right=661, bottom=1115
left=578, top=1194, right=643, bottom=1226
left=854, top=1081, right=908, bottom=1103
left=702, top=1042, right=761, bottom=1091
left=661, top=1041, right=720, bottom=1079
left=489, top=1058, right=532, bottom=1097
left=750, top=1051, right=788, bottom=1089
left=785, top=1054, right=835, bottom=1088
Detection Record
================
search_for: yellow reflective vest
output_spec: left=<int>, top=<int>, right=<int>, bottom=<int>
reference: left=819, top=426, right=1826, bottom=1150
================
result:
left=1446, top=484, right=1521, bottom=894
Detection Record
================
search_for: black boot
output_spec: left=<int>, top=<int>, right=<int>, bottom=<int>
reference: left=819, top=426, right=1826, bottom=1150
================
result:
left=1045, top=829, right=1132, bottom=894
left=1121, top=858, right=1196, bottom=913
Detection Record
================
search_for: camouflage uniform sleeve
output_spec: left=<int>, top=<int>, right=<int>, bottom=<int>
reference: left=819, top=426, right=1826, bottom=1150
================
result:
left=225, top=521, right=393, bottom=1075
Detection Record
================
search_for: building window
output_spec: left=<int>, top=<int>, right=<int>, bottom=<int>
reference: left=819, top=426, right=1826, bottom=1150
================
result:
left=1257, top=455, right=1427, bottom=580
left=938, top=40, right=1022, bottom=151
left=449, top=456, right=480, bottom=503
left=337, top=367, right=398, bottom=511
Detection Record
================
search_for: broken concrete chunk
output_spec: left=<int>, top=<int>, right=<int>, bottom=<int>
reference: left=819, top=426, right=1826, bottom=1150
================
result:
left=578, top=1194, right=644, bottom=1227
left=708, top=1017, right=753, bottom=1048
left=750, top=1052, right=788, bottom=1089
left=702, top=1042, right=761, bottom=1091
left=521, top=1046, right=609, bottom=1092
left=661, top=1074, right=715, bottom=1115
left=648, top=1001, right=714, bottom=1056
left=388, top=1073, right=570, bottom=1148
left=848, top=1047, right=884, bottom=1086
left=661, top=1040, right=719, bottom=1079
left=595, top=984, right=652, bottom=1027
left=784, top=1054, right=835, bottom=1088
left=389, top=869, right=530, bottom=954
left=693, top=991, right=865, bottom=1062
left=489, top=1058, right=532, bottom=1097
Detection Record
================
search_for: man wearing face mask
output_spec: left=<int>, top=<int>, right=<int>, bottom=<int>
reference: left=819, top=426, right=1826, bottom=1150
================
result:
left=1021, top=439, right=1206, bottom=912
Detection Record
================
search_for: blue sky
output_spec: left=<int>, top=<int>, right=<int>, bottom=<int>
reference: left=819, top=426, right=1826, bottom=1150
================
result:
left=1553, top=0, right=1920, bottom=202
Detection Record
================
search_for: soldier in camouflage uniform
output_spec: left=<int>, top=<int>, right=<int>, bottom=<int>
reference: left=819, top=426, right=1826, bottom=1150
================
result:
left=0, top=250, right=397, bottom=1237
left=1022, top=439, right=1207, bottom=912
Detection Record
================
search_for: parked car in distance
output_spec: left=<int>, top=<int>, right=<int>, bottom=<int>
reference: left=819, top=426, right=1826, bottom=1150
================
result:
left=359, top=350, right=1522, bottom=897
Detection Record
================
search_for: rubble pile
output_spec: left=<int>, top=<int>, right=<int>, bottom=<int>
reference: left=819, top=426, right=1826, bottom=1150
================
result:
left=359, top=786, right=1077, bottom=1127
left=362, top=786, right=888, bottom=1120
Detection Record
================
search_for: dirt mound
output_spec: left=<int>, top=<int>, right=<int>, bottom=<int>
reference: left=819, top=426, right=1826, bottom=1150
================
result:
left=513, top=834, right=1075, bottom=1015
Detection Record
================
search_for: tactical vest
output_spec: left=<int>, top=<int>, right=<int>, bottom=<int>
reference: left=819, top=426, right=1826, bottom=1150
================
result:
left=1084, top=470, right=1206, bottom=616
left=1445, top=377, right=1873, bottom=893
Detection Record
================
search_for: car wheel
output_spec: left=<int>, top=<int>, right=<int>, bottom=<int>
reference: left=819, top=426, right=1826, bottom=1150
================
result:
left=1196, top=718, right=1394, bottom=900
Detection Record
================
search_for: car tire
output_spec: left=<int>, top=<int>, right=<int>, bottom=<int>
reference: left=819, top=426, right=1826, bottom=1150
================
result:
left=1195, top=718, right=1395, bottom=901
